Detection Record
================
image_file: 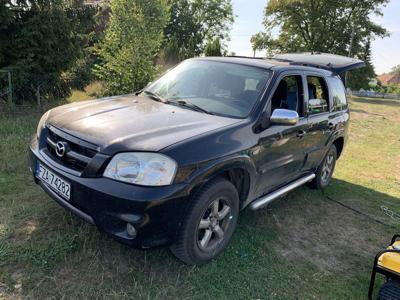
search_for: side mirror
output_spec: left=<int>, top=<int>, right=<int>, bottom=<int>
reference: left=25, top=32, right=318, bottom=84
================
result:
left=270, top=109, right=299, bottom=126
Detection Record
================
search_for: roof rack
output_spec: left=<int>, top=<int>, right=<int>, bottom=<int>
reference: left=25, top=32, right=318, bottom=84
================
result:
left=225, top=55, right=266, bottom=60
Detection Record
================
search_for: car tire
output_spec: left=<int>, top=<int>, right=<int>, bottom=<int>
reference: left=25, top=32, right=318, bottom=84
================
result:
left=170, top=177, right=239, bottom=265
left=310, top=144, right=337, bottom=189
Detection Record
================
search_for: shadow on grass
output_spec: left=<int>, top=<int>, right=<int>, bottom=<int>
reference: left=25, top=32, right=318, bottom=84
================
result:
left=3, top=178, right=400, bottom=299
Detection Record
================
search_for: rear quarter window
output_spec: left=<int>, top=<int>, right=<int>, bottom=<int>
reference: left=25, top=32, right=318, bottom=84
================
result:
left=329, top=77, right=348, bottom=111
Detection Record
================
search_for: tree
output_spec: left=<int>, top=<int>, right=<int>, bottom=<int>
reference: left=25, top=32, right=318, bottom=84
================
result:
left=66, top=2, right=110, bottom=91
left=163, top=0, right=234, bottom=64
left=0, top=0, right=13, bottom=65
left=390, top=65, right=400, bottom=76
left=250, top=32, right=269, bottom=57
left=0, top=0, right=96, bottom=104
left=251, top=0, right=389, bottom=88
left=94, top=0, right=169, bottom=95
left=347, top=39, right=376, bottom=89
left=204, top=38, right=223, bottom=56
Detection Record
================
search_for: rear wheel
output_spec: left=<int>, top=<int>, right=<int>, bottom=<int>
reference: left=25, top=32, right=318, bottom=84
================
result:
left=310, top=144, right=337, bottom=189
left=170, top=178, right=239, bottom=265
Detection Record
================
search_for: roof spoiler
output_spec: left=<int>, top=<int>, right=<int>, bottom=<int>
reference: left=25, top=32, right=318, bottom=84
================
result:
left=270, top=52, right=366, bottom=74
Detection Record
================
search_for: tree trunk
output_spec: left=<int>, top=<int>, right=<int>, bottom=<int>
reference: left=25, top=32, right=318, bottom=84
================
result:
left=345, top=22, right=356, bottom=86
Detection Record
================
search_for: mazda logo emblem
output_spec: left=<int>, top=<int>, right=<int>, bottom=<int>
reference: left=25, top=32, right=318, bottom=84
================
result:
left=55, top=141, right=68, bottom=158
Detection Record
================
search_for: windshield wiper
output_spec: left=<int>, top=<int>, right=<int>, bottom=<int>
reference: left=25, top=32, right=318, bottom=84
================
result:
left=171, top=100, right=214, bottom=115
left=143, top=91, right=169, bottom=104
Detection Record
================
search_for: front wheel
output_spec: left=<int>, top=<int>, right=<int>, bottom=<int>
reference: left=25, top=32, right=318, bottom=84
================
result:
left=170, top=178, right=239, bottom=265
left=310, top=144, right=337, bottom=189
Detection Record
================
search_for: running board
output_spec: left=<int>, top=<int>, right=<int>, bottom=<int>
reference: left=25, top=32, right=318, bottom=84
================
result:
left=249, top=174, right=316, bottom=210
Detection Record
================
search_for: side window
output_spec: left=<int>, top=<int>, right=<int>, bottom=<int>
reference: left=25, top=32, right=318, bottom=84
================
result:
left=307, top=76, right=329, bottom=115
left=329, top=77, right=348, bottom=111
left=271, top=75, right=304, bottom=116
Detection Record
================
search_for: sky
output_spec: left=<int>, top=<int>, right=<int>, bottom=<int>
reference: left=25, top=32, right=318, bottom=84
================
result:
left=227, top=0, right=400, bottom=75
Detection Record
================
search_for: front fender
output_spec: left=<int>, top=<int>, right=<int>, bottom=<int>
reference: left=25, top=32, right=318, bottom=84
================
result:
left=185, top=153, right=258, bottom=204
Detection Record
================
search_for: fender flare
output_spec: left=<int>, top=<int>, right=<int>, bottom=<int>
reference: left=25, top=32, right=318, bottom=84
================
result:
left=185, top=154, right=258, bottom=204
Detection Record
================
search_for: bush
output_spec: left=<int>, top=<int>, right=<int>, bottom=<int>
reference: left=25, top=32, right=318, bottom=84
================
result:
left=0, top=0, right=96, bottom=104
left=94, top=0, right=169, bottom=95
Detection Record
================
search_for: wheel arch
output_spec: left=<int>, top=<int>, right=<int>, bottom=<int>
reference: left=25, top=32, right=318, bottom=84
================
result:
left=187, top=156, right=257, bottom=209
left=215, top=167, right=251, bottom=209
left=333, top=137, right=345, bottom=159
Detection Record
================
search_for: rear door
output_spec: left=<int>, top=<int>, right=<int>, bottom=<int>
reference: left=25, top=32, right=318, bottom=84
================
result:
left=303, top=72, right=339, bottom=170
left=326, top=74, right=350, bottom=144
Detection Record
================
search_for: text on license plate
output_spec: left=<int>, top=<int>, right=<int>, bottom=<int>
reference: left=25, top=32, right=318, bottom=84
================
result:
left=36, top=163, right=71, bottom=200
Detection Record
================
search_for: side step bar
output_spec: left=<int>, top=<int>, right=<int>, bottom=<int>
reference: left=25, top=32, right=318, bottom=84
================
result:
left=250, top=173, right=316, bottom=210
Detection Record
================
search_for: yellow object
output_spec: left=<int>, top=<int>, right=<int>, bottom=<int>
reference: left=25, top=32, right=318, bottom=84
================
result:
left=378, top=241, right=400, bottom=274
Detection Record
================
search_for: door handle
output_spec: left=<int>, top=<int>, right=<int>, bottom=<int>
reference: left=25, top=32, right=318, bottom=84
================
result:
left=297, top=130, right=306, bottom=138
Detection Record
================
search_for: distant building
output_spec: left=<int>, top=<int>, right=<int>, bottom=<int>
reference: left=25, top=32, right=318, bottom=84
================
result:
left=378, top=73, right=400, bottom=86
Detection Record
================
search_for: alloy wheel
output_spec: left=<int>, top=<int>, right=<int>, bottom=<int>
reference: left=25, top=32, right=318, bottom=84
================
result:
left=196, top=197, right=232, bottom=252
left=321, top=150, right=335, bottom=183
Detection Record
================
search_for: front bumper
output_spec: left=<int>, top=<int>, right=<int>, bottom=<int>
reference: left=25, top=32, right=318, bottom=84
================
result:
left=29, top=141, right=191, bottom=248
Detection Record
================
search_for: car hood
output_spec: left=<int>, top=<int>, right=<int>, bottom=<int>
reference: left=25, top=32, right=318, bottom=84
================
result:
left=46, top=94, right=241, bottom=154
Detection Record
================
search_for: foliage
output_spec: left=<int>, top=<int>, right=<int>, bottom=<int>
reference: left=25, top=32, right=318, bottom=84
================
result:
left=390, top=65, right=400, bottom=76
left=163, top=0, right=234, bottom=64
left=204, top=38, right=223, bottom=57
left=251, top=0, right=389, bottom=88
left=370, top=79, right=400, bottom=94
left=347, top=39, right=376, bottom=90
left=94, top=0, right=169, bottom=95
left=0, top=0, right=96, bottom=103
left=250, top=32, right=269, bottom=57
left=65, top=3, right=110, bottom=91
left=375, top=84, right=400, bottom=95
left=65, top=57, right=96, bottom=91
left=0, top=0, right=13, bottom=64
left=386, top=85, right=400, bottom=94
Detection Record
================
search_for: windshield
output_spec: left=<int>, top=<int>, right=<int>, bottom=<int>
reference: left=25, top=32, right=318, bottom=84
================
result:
left=144, top=60, right=271, bottom=118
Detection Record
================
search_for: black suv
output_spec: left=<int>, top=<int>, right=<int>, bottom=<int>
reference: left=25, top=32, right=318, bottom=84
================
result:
left=29, top=53, right=364, bottom=265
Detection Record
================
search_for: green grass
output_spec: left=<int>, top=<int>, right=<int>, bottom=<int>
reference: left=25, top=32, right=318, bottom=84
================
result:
left=0, top=97, right=399, bottom=299
left=68, top=82, right=104, bottom=103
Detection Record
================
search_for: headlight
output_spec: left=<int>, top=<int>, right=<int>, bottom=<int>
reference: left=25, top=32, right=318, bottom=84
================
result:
left=36, top=110, right=51, bottom=138
left=103, top=153, right=177, bottom=186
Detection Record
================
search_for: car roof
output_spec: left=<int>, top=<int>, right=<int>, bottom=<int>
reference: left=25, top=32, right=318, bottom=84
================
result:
left=191, top=56, right=335, bottom=76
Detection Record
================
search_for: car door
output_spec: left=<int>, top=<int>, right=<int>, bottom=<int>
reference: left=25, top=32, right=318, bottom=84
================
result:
left=253, top=72, right=310, bottom=196
left=302, top=72, right=334, bottom=170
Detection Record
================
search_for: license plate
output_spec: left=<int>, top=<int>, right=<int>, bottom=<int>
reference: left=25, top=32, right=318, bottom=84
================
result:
left=36, top=163, right=71, bottom=200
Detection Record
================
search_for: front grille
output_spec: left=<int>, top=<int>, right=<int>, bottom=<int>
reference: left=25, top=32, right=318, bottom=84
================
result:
left=44, top=126, right=98, bottom=173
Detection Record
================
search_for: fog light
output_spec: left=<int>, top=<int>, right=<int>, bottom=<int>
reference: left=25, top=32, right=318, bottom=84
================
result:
left=126, top=223, right=137, bottom=238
